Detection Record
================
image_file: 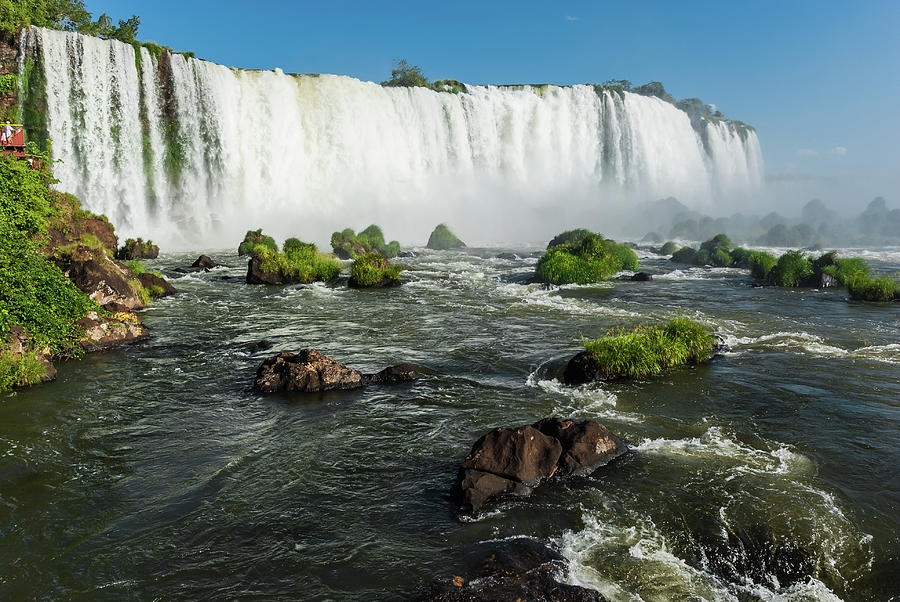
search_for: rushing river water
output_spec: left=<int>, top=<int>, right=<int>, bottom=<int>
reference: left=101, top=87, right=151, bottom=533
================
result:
left=1, top=247, right=898, bottom=601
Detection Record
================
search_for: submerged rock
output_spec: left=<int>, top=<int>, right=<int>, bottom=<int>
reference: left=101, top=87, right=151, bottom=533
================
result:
left=253, top=349, right=418, bottom=393
left=451, top=418, right=626, bottom=513
left=416, top=539, right=606, bottom=601
left=631, top=271, right=653, bottom=281
left=496, top=252, right=519, bottom=260
left=191, top=255, right=220, bottom=270
left=397, top=250, right=417, bottom=258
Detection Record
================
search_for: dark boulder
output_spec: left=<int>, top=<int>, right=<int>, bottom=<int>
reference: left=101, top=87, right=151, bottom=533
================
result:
left=631, top=271, right=653, bottom=281
left=532, top=418, right=627, bottom=476
left=254, top=350, right=419, bottom=393
left=363, top=363, right=418, bottom=385
left=496, top=252, right=519, bottom=260
left=416, top=539, right=606, bottom=601
left=245, top=340, right=274, bottom=353
left=137, top=272, right=177, bottom=297
left=253, top=350, right=364, bottom=393
left=55, top=247, right=148, bottom=310
left=397, top=250, right=417, bottom=258
left=191, top=255, right=220, bottom=270
left=562, top=351, right=606, bottom=386
left=451, top=418, right=626, bottom=513
left=246, top=256, right=283, bottom=285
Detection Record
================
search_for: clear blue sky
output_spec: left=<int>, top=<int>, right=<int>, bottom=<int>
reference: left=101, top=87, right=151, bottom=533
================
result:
left=85, top=0, right=900, bottom=211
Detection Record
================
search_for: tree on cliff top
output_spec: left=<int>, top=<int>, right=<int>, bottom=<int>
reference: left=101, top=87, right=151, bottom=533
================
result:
left=0, top=0, right=139, bottom=42
left=381, top=60, right=429, bottom=87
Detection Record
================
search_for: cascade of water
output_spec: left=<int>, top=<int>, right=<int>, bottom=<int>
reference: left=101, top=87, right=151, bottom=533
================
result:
left=25, top=27, right=764, bottom=247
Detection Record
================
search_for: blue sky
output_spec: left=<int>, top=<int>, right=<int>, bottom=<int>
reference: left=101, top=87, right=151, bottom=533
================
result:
left=85, top=0, right=900, bottom=211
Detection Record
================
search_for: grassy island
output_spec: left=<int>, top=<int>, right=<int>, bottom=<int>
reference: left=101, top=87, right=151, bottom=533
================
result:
left=247, top=236, right=341, bottom=285
left=580, top=318, right=717, bottom=380
left=349, top=252, right=403, bottom=288
left=426, top=224, right=466, bottom=251
left=536, top=231, right=638, bottom=285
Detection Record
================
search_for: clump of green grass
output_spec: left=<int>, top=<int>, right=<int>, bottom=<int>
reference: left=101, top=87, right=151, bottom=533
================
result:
left=821, top=256, right=870, bottom=285
left=748, top=251, right=777, bottom=280
left=252, top=239, right=341, bottom=283
left=426, top=224, right=465, bottom=250
left=582, top=318, right=717, bottom=380
left=536, top=231, right=638, bottom=285
left=768, top=250, right=813, bottom=287
left=238, top=229, right=278, bottom=256
left=0, top=349, right=48, bottom=392
left=125, top=260, right=145, bottom=275
left=847, top=274, right=899, bottom=302
left=349, top=252, right=403, bottom=287
left=547, top=228, right=593, bottom=249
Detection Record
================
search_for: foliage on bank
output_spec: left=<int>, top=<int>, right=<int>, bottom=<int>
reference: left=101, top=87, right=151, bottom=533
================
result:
left=0, top=155, right=97, bottom=389
left=0, top=0, right=140, bottom=41
left=536, top=231, right=638, bottom=285
left=381, top=60, right=466, bottom=94
left=582, top=318, right=717, bottom=380
left=331, top=225, right=400, bottom=259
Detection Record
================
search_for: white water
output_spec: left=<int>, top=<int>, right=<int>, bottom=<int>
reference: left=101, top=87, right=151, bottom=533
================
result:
left=25, top=27, right=763, bottom=248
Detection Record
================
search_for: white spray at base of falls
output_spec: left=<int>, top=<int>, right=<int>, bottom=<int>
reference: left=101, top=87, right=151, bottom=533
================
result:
left=25, top=27, right=763, bottom=248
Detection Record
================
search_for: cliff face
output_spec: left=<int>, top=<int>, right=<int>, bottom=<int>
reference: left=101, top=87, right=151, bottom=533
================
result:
left=0, top=31, right=19, bottom=120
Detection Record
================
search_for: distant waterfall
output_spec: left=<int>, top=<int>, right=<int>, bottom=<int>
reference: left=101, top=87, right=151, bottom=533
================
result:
left=23, top=27, right=763, bottom=247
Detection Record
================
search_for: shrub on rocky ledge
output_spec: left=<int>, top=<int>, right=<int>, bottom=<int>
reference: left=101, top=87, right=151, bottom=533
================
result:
left=349, top=252, right=403, bottom=288
left=115, top=237, right=158, bottom=260
left=536, top=231, right=638, bottom=285
left=247, top=237, right=340, bottom=285
left=238, top=228, right=278, bottom=256
left=566, top=318, right=717, bottom=382
left=330, top=225, right=400, bottom=259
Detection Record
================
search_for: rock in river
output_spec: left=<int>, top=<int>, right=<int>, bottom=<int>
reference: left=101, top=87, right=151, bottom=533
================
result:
left=253, top=349, right=418, bottom=393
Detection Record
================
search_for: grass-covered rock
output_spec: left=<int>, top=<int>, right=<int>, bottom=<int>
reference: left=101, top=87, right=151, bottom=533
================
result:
left=659, top=241, right=680, bottom=255
left=426, top=224, right=466, bottom=250
left=238, top=228, right=278, bottom=256
left=748, top=251, right=777, bottom=280
left=564, top=318, right=719, bottom=383
left=348, top=252, right=403, bottom=288
left=330, top=225, right=400, bottom=259
left=846, top=274, right=899, bottom=302
left=536, top=232, right=638, bottom=285
left=768, top=251, right=813, bottom=287
left=547, top=228, right=592, bottom=249
left=115, top=237, right=158, bottom=260
left=246, top=236, right=341, bottom=285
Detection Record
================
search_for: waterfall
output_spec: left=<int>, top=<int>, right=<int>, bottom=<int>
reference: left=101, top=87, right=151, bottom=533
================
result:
left=24, top=27, right=764, bottom=247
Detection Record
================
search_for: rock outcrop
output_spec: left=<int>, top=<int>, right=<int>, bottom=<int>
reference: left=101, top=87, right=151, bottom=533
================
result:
left=191, top=255, right=220, bottom=270
left=77, top=311, right=150, bottom=352
left=53, top=245, right=148, bottom=310
left=631, top=271, right=653, bottom=281
left=115, top=238, right=159, bottom=260
left=451, top=418, right=626, bottom=513
left=137, top=272, right=177, bottom=297
left=253, top=350, right=418, bottom=393
left=3, top=325, right=57, bottom=383
left=416, top=539, right=606, bottom=601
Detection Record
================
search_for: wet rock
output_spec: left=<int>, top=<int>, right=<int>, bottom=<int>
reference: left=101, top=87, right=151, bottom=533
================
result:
left=532, top=418, right=627, bottom=476
left=562, top=351, right=606, bottom=386
left=363, top=363, right=418, bottom=385
left=699, top=523, right=815, bottom=589
left=254, top=350, right=364, bottom=393
left=246, top=256, right=283, bottom=285
left=496, top=252, right=519, bottom=260
left=137, top=272, right=177, bottom=297
left=416, top=539, right=606, bottom=601
left=451, top=418, right=626, bottom=513
left=77, top=311, right=149, bottom=352
left=191, top=255, right=220, bottom=270
left=631, top=271, right=653, bottom=281
left=397, top=250, right=417, bottom=258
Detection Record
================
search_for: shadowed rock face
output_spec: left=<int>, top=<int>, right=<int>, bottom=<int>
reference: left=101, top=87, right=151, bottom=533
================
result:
left=77, top=311, right=149, bottom=352
left=253, top=350, right=418, bottom=393
left=415, top=538, right=607, bottom=601
left=191, top=255, right=219, bottom=270
left=137, top=272, right=177, bottom=297
left=451, top=418, right=626, bottom=513
left=54, top=246, right=147, bottom=310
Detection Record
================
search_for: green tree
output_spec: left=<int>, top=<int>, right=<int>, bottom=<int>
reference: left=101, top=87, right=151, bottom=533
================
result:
left=381, top=59, right=429, bottom=87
